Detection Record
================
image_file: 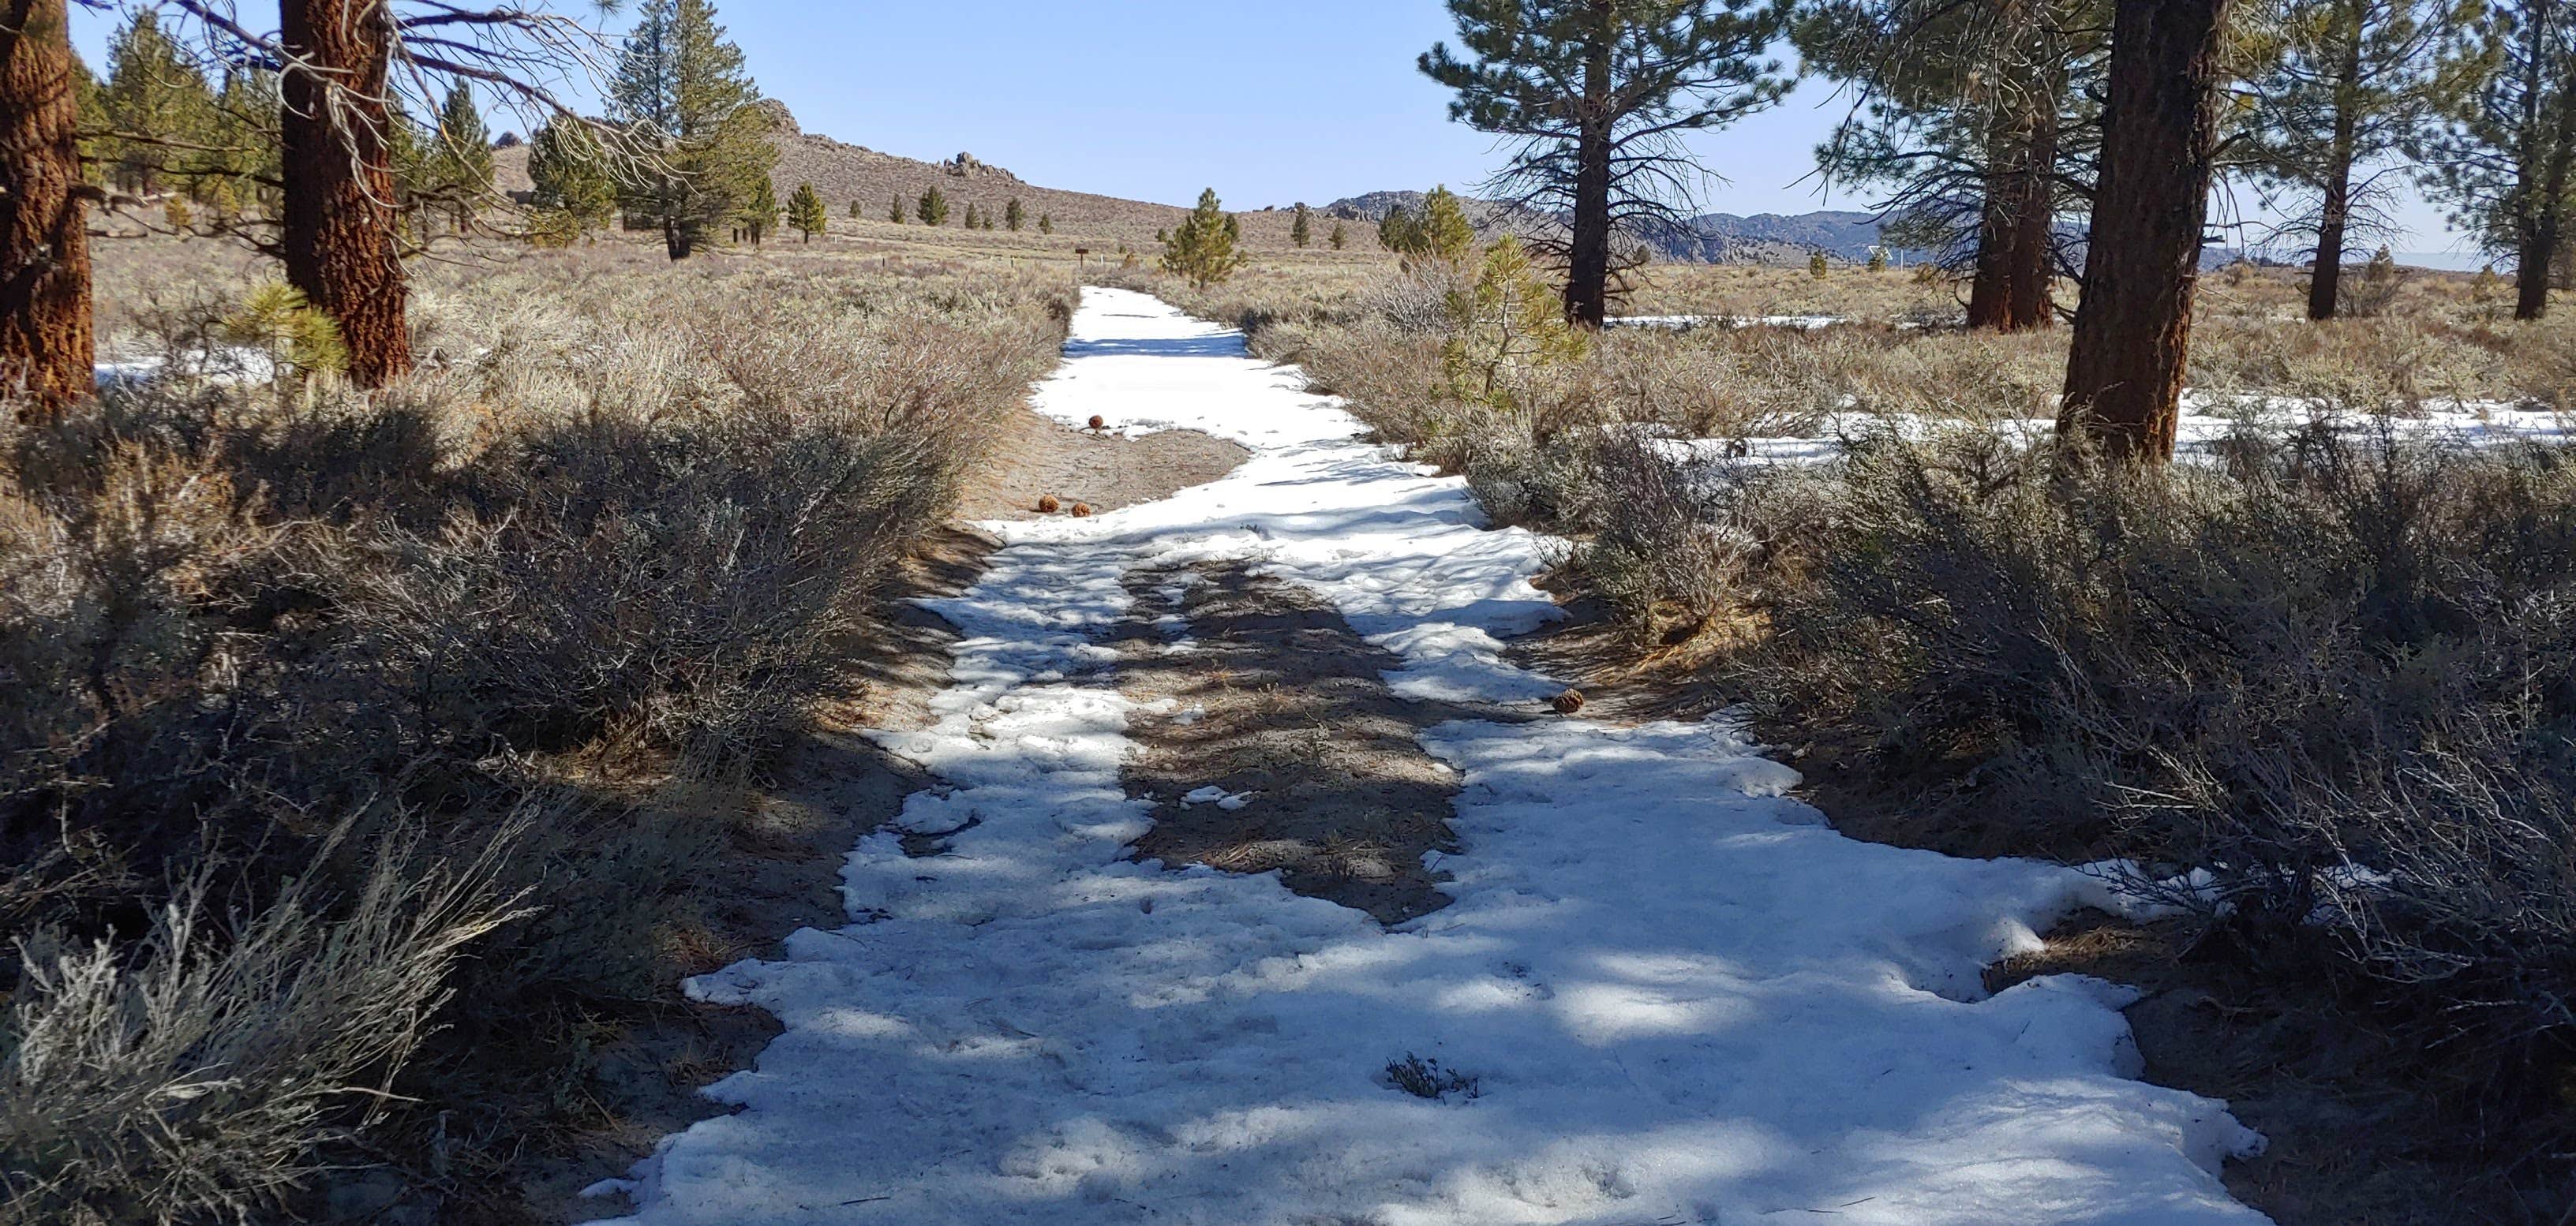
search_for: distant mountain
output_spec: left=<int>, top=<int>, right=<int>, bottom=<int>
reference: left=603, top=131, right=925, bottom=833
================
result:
left=1666, top=211, right=1898, bottom=264
left=496, top=102, right=1317, bottom=250
left=1317, top=192, right=1902, bottom=266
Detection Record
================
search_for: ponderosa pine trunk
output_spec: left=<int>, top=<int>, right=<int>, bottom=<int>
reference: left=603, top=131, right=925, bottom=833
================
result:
left=2521, top=95, right=2576, bottom=320
left=2305, top=28, right=2365, bottom=321
left=2308, top=163, right=2355, bottom=320
left=0, top=0, right=93, bottom=419
left=2057, top=0, right=2237, bottom=463
left=1970, top=118, right=2058, bottom=332
left=2004, top=100, right=2059, bottom=329
left=1564, top=12, right=1614, bottom=328
left=279, top=0, right=412, bottom=387
left=1965, top=132, right=2016, bottom=330
left=1966, top=1, right=2059, bottom=335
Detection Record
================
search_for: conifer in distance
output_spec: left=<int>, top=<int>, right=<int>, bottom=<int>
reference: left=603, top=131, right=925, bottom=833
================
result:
left=742, top=175, right=779, bottom=245
left=1161, top=187, right=1248, bottom=288
left=788, top=181, right=828, bottom=241
left=610, top=0, right=777, bottom=260
left=527, top=119, right=617, bottom=242
left=918, top=185, right=949, bottom=225
left=1006, top=197, right=1025, bottom=230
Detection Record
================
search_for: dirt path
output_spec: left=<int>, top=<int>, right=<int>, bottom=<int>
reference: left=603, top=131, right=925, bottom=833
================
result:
left=590, top=290, right=2268, bottom=1226
left=1115, top=561, right=1520, bottom=924
left=957, top=405, right=1247, bottom=521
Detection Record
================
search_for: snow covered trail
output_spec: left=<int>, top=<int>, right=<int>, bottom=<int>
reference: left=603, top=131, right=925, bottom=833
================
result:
left=597, top=288, right=2270, bottom=1226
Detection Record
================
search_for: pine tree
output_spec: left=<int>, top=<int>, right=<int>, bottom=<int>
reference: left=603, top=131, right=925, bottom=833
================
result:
left=1292, top=202, right=1312, bottom=247
left=1423, top=0, right=1795, bottom=324
left=1793, top=0, right=2099, bottom=333
left=741, top=175, right=779, bottom=245
left=1867, top=246, right=1890, bottom=272
left=1006, top=197, right=1026, bottom=230
left=788, top=181, right=827, bottom=241
left=610, top=0, right=777, bottom=260
left=165, top=193, right=193, bottom=233
left=1039, top=212, right=1054, bottom=234
left=849, top=198, right=863, bottom=219
left=527, top=118, right=617, bottom=242
left=425, top=82, right=495, bottom=231
left=206, top=68, right=282, bottom=219
left=918, top=184, right=949, bottom=225
left=102, top=13, right=219, bottom=196
left=1417, top=185, right=1476, bottom=264
left=69, top=52, right=105, bottom=189
left=209, top=176, right=243, bottom=229
left=2416, top=0, right=2575, bottom=320
left=964, top=200, right=981, bottom=230
left=1330, top=221, right=1348, bottom=249
left=1161, top=187, right=1248, bottom=288
left=889, top=194, right=906, bottom=223
left=1378, top=204, right=1419, bottom=252
left=1442, top=236, right=1589, bottom=409
left=2246, top=0, right=2466, bottom=320
left=1809, top=250, right=1830, bottom=278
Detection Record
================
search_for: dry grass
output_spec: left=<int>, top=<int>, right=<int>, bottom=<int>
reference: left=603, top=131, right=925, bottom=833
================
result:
left=1716, top=425, right=2576, bottom=1206
left=2, top=234, right=1071, bottom=1222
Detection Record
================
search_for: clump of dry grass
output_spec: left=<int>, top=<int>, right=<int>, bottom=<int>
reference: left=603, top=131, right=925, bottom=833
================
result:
left=1725, top=424, right=2576, bottom=1173
left=1, top=241, right=1071, bottom=1218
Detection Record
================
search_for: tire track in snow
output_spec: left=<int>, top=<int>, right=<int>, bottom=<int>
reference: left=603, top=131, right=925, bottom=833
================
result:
left=593, top=288, right=2271, bottom=1226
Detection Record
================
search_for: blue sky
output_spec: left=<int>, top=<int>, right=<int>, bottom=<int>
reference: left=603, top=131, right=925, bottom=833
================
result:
left=68, top=1, right=2470, bottom=254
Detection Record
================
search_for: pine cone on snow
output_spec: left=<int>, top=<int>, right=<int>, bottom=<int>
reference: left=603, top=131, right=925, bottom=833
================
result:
left=1551, top=689, right=1586, bottom=715
left=1070, top=502, right=1095, bottom=518
left=1088, top=415, right=1107, bottom=432
left=1037, top=494, right=1061, bottom=513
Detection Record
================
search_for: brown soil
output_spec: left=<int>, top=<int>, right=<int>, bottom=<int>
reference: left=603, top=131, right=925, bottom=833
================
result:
left=1987, top=916, right=2541, bottom=1225
left=1114, top=561, right=1520, bottom=925
left=956, top=406, right=1246, bottom=521
left=1515, top=586, right=2544, bottom=1226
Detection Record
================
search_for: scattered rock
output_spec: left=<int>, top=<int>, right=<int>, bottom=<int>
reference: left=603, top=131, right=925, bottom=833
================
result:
left=941, top=151, right=1020, bottom=182
left=750, top=98, right=799, bottom=136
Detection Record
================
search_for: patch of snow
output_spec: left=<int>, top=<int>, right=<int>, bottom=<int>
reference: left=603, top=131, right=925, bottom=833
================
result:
left=93, top=345, right=279, bottom=389
left=1657, top=399, right=2576, bottom=471
left=601, top=290, right=2270, bottom=1226
left=1181, top=785, right=1255, bottom=810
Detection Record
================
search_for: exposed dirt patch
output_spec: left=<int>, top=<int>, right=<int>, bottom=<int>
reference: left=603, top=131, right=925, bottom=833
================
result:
left=539, top=527, right=998, bottom=1223
left=1114, top=561, right=1517, bottom=925
left=1988, top=914, right=2544, bottom=1226
left=1507, top=585, right=1741, bottom=725
left=956, top=406, right=1247, bottom=521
